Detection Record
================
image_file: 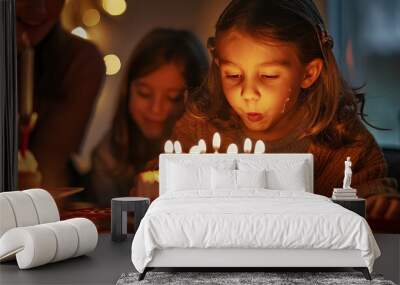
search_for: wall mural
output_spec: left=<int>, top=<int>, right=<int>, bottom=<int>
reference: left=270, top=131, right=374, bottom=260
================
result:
left=12, top=0, right=400, bottom=233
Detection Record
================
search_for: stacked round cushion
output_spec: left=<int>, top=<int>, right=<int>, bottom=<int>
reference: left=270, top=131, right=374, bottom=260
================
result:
left=0, top=189, right=98, bottom=269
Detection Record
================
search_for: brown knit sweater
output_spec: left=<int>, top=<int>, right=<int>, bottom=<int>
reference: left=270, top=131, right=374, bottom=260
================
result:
left=170, top=112, right=398, bottom=198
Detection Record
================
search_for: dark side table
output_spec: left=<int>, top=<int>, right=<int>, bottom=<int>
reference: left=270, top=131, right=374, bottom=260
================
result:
left=331, top=198, right=366, bottom=218
left=111, top=197, right=150, bottom=241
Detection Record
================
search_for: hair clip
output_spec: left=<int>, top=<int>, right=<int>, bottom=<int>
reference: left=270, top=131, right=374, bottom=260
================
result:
left=207, top=36, right=216, bottom=51
left=322, top=33, right=334, bottom=49
left=317, top=24, right=334, bottom=49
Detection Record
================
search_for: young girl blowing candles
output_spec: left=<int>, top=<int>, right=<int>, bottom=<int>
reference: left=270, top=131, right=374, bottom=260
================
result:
left=170, top=0, right=400, bottom=220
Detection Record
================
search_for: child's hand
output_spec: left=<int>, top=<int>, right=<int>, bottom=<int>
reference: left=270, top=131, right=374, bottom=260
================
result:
left=366, top=194, right=400, bottom=220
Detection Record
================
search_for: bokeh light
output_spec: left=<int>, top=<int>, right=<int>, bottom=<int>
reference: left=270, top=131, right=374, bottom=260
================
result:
left=104, top=54, right=121, bottom=75
left=71, top=26, right=88, bottom=39
left=102, top=0, right=127, bottom=16
left=82, top=9, right=101, bottom=27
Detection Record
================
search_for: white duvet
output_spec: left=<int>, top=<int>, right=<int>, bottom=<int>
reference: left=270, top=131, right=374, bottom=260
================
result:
left=131, top=190, right=380, bottom=273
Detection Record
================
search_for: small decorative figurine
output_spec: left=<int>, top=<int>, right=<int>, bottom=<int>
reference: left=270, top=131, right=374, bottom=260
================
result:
left=332, top=156, right=357, bottom=199
left=342, top=156, right=353, bottom=189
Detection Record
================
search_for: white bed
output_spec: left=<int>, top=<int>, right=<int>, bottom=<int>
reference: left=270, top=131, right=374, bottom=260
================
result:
left=131, top=154, right=380, bottom=280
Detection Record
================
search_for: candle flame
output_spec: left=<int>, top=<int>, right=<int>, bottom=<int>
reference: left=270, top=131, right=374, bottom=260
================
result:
left=212, top=132, right=221, bottom=152
left=198, top=139, right=206, bottom=153
left=226, top=143, right=238, bottom=154
left=243, top=138, right=252, bottom=153
left=173, top=141, right=182, bottom=154
left=189, top=145, right=201, bottom=154
left=164, top=140, right=174, bottom=153
left=254, top=140, right=266, bottom=154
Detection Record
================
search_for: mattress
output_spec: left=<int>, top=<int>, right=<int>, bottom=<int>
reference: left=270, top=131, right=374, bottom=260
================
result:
left=131, top=190, right=380, bottom=273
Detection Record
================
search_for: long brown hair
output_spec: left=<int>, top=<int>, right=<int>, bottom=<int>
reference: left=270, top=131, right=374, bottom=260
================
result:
left=188, top=0, right=369, bottom=149
left=110, top=28, right=208, bottom=174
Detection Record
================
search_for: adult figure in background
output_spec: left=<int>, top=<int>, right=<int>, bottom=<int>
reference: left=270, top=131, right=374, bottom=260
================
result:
left=16, top=0, right=105, bottom=187
left=89, top=28, right=208, bottom=206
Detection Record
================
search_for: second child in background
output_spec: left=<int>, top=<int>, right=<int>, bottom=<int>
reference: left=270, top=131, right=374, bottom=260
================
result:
left=89, top=28, right=208, bottom=206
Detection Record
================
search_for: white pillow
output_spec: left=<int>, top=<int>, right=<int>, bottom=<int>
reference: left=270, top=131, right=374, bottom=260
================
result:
left=167, top=162, right=211, bottom=191
left=236, top=169, right=267, bottom=188
left=211, top=169, right=267, bottom=190
left=165, top=157, right=236, bottom=170
left=266, top=162, right=307, bottom=191
left=238, top=159, right=308, bottom=191
left=166, top=159, right=236, bottom=192
left=211, top=168, right=236, bottom=190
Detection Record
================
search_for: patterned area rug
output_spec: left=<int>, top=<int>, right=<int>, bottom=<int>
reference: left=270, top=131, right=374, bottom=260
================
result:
left=116, top=271, right=396, bottom=285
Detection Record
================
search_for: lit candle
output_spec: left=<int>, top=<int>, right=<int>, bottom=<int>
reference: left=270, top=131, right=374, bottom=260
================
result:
left=189, top=145, right=201, bottom=154
left=164, top=140, right=174, bottom=153
left=226, top=143, right=238, bottom=154
left=21, top=45, right=34, bottom=116
left=173, top=141, right=182, bottom=154
left=243, top=138, right=252, bottom=153
left=212, top=132, right=221, bottom=153
left=254, top=140, right=266, bottom=154
left=198, top=139, right=207, bottom=154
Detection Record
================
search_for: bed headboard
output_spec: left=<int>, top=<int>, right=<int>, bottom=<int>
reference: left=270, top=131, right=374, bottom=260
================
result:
left=159, top=153, right=314, bottom=195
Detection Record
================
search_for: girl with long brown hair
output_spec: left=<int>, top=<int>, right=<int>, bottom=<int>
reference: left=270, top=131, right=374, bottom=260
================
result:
left=171, top=0, right=400, bottom=220
left=89, top=28, right=208, bottom=206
